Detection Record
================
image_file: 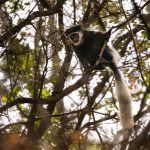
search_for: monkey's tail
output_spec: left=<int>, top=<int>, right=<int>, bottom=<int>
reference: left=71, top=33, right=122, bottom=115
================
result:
left=109, top=63, right=134, bottom=129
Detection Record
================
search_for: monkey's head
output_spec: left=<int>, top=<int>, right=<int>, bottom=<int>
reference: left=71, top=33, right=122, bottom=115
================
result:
left=65, top=25, right=84, bottom=46
left=65, top=24, right=112, bottom=46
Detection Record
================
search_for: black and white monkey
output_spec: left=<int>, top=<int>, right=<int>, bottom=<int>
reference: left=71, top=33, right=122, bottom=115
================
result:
left=65, top=25, right=134, bottom=130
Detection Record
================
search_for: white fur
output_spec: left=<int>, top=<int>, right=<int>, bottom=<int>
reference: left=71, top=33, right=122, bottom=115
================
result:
left=108, top=45, right=134, bottom=129
left=109, top=46, right=121, bottom=64
left=115, top=71, right=134, bottom=129
left=69, top=31, right=83, bottom=46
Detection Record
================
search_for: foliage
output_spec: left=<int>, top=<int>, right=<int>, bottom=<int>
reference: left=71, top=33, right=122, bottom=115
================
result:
left=0, top=0, right=150, bottom=150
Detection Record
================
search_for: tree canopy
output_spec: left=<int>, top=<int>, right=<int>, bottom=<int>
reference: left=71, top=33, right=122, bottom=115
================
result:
left=0, top=0, right=150, bottom=150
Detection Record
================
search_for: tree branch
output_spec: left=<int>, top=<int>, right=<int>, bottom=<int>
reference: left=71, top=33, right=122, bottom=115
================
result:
left=0, top=0, right=67, bottom=45
left=80, top=113, right=117, bottom=131
left=131, top=0, right=150, bottom=39
left=0, top=98, right=48, bottom=113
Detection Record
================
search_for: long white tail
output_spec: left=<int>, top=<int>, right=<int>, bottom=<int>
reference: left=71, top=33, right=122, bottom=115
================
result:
left=114, top=67, right=134, bottom=129
left=109, top=47, right=134, bottom=129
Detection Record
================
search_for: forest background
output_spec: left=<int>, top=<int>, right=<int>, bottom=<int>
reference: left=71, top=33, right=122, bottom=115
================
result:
left=0, top=0, right=150, bottom=150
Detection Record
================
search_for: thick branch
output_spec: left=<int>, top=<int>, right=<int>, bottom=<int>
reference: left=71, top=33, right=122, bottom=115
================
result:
left=114, top=25, right=144, bottom=48
left=0, top=0, right=67, bottom=44
left=128, top=121, right=150, bottom=150
left=0, top=98, right=48, bottom=113
left=75, top=72, right=110, bottom=130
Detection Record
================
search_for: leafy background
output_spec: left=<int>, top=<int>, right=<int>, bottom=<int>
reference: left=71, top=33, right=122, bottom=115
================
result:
left=0, top=0, right=150, bottom=150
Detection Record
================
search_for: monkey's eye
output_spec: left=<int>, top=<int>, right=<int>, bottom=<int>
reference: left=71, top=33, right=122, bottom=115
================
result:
left=69, top=33, right=80, bottom=43
left=68, top=31, right=83, bottom=46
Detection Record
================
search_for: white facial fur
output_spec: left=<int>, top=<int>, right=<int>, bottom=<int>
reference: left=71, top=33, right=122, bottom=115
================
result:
left=68, top=31, right=83, bottom=46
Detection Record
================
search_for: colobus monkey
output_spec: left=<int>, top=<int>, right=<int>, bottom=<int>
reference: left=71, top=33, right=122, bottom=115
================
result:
left=65, top=25, right=134, bottom=130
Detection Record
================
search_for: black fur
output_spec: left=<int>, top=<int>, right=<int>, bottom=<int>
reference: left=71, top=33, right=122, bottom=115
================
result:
left=65, top=25, right=134, bottom=130
left=66, top=25, right=112, bottom=70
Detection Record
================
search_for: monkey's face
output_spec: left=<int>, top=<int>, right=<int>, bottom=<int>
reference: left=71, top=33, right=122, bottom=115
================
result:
left=68, top=31, right=83, bottom=46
